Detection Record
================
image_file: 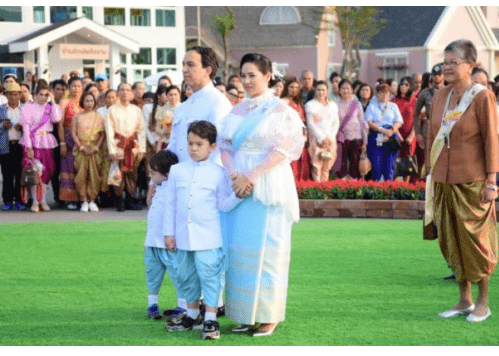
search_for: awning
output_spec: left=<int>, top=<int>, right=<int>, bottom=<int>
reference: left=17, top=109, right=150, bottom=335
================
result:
left=8, top=17, right=140, bottom=54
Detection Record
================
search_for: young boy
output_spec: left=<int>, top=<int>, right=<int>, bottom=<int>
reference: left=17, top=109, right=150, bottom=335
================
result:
left=164, top=120, right=240, bottom=340
left=144, top=150, right=187, bottom=321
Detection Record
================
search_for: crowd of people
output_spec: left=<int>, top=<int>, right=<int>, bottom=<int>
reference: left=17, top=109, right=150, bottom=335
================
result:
left=1, top=39, right=498, bottom=332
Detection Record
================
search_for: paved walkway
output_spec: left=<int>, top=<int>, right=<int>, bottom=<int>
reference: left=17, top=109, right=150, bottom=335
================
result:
left=0, top=207, right=147, bottom=224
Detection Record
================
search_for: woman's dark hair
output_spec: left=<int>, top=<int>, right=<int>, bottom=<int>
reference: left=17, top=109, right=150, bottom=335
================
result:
left=280, top=76, right=302, bottom=106
left=85, top=83, right=98, bottom=93
left=158, top=75, right=172, bottom=86
left=186, top=46, right=219, bottom=80
left=79, top=92, right=96, bottom=109
left=105, top=89, right=116, bottom=98
left=150, top=85, right=169, bottom=132
left=352, top=80, right=363, bottom=90
left=338, top=79, right=353, bottom=91
left=35, top=80, right=49, bottom=94
left=240, top=53, right=276, bottom=87
left=142, top=91, right=155, bottom=101
left=149, top=150, right=179, bottom=176
left=421, top=72, right=431, bottom=91
left=314, top=80, right=329, bottom=89
left=396, top=76, right=413, bottom=99
left=188, top=120, right=217, bottom=145
left=180, top=80, right=191, bottom=102
left=356, top=83, right=374, bottom=101
left=68, top=76, right=82, bottom=88
left=20, top=83, right=30, bottom=91
left=228, top=74, right=241, bottom=83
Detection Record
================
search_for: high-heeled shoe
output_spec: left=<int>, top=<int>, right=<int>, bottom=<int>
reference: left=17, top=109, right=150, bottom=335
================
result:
left=466, top=308, right=491, bottom=323
left=438, top=304, right=475, bottom=318
left=253, top=323, right=278, bottom=337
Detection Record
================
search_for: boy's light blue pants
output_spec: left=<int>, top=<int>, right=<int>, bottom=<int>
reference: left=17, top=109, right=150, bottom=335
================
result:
left=144, top=246, right=185, bottom=298
left=176, top=248, right=224, bottom=309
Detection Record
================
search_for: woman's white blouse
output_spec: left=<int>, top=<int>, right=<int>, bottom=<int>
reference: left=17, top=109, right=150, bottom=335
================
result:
left=219, top=90, right=305, bottom=222
left=365, top=100, right=403, bottom=127
left=304, top=99, right=340, bottom=143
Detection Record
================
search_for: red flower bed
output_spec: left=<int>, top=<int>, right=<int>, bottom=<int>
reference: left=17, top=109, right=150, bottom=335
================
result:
left=296, top=179, right=426, bottom=200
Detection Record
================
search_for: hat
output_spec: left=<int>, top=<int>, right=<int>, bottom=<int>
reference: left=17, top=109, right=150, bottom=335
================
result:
left=432, top=64, right=443, bottom=75
left=95, top=73, right=108, bottom=81
left=6, top=82, right=21, bottom=93
left=2, top=73, right=18, bottom=82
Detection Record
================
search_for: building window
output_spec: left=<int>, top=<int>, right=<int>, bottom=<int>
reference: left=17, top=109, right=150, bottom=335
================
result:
left=259, top=6, right=300, bottom=25
left=130, top=8, right=150, bottom=27
left=131, top=48, right=152, bottom=65
left=104, top=7, right=125, bottom=26
left=157, top=48, right=176, bottom=65
left=33, top=6, right=45, bottom=23
left=83, top=6, right=93, bottom=20
left=50, top=6, right=77, bottom=23
left=379, top=57, right=408, bottom=82
left=0, top=6, right=22, bottom=22
left=156, top=9, right=175, bottom=27
left=120, top=54, right=127, bottom=65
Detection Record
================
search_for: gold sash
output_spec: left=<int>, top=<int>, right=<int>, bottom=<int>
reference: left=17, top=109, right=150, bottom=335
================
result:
left=423, top=84, right=486, bottom=239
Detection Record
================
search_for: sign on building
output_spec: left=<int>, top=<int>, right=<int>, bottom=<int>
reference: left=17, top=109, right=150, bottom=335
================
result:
left=59, top=44, right=109, bottom=60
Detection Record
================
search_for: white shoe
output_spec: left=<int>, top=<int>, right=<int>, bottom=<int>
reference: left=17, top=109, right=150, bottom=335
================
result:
left=88, top=202, right=99, bottom=212
left=466, top=308, right=491, bottom=323
left=80, top=201, right=89, bottom=212
left=438, top=304, right=475, bottom=318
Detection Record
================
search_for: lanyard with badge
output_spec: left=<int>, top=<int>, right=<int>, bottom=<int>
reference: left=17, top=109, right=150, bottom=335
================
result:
left=376, top=101, right=389, bottom=147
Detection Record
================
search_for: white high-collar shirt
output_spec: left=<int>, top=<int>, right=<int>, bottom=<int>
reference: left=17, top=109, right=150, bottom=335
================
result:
left=166, top=82, right=232, bottom=164
left=163, top=159, right=241, bottom=251
left=144, top=179, right=170, bottom=248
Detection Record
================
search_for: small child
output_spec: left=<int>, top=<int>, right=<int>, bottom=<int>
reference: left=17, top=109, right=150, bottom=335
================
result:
left=144, top=150, right=188, bottom=322
left=164, top=120, right=240, bottom=340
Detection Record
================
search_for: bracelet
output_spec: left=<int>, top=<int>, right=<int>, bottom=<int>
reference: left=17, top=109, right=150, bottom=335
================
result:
left=486, top=179, right=495, bottom=185
left=60, top=142, right=66, bottom=146
left=485, top=184, right=497, bottom=191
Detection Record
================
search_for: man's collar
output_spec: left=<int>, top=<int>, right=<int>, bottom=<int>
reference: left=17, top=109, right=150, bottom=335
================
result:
left=191, top=82, right=214, bottom=99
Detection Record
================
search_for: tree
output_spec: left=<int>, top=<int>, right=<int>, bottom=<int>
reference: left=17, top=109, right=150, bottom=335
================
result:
left=324, top=6, right=386, bottom=81
left=211, top=7, right=235, bottom=83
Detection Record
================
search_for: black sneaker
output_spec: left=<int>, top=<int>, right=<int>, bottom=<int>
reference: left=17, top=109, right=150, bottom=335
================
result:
left=203, top=320, right=221, bottom=340
left=147, top=304, right=162, bottom=320
left=167, top=307, right=187, bottom=323
left=167, top=313, right=203, bottom=332
left=217, top=305, right=225, bottom=318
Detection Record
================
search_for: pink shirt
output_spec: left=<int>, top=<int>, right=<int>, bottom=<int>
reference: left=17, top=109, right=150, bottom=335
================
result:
left=337, top=98, right=368, bottom=145
left=20, top=102, right=62, bottom=149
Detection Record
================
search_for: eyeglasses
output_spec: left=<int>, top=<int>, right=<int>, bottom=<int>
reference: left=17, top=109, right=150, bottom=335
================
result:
left=442, top=60, right=467, bottom=67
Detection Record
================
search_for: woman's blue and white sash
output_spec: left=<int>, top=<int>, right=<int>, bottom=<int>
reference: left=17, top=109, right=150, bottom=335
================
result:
left=231, top=97, right=282, bottom=152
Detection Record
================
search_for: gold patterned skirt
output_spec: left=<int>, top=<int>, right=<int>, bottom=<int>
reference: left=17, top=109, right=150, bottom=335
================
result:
left=434, top=181, right=498, bottom=283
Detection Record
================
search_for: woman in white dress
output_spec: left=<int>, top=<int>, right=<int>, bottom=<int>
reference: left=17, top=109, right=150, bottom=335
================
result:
left=304, top=81, right=340, bottom=182
left=219, top=53, right=305, bottom=337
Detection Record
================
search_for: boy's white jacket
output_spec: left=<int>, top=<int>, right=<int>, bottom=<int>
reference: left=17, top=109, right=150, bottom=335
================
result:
left=163, top=159, right=241, bottom=251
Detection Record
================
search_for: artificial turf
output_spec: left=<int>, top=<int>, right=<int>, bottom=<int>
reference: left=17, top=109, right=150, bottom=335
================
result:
left=0, top=218, right=498, bottom=346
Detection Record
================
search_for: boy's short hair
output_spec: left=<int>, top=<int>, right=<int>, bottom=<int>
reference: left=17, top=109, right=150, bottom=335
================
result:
left=187, top=120, right=217, bottom=145
left=149, top=150, right=179, bottom=176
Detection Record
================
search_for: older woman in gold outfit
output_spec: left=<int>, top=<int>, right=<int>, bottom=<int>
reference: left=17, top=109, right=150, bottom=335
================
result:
left=426, top=39, right=498, bottom=323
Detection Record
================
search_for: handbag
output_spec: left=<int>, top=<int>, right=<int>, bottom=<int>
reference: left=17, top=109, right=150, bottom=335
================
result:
left=396, top=156, right=418, bottom=177
left=359, top=152, right=371, bottom=176
left=21, top=163, right=39, bottom=186
left=386, top=133, right=402, bottom=152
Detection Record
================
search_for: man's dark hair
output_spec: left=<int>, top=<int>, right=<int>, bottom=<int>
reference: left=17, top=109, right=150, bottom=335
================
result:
left=52, top=79, right=67, bottom=89
left=20, top=83, right=30, bottom=91
left=187, top=120, right=217, bottom=145
left=132, top=81, right=145, bottom=90
left=149, top=150, right=179, bottom=176
left=186, top=46, right=219, bottom=80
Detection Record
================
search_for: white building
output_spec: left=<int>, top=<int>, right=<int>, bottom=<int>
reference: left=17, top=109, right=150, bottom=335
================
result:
left=0, top=6, right=185, bottom=88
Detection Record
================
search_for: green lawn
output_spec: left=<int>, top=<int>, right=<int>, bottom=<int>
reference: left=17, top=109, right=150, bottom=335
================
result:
left=0, top=218, right=498, bottom=346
